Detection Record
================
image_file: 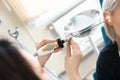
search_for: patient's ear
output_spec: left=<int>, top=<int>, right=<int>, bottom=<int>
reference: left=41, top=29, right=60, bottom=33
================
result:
left=103, top=12, right=112, bottom=25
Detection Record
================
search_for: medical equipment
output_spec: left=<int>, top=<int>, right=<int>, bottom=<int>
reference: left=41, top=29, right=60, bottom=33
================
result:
left=37, top=34, right=72, bottom=56
left=8, top=27, right=33, bottom=54
left=70, top=20, right=105, bottom=37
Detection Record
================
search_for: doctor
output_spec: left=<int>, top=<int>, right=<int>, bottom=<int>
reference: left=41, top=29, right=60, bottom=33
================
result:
left=0, top=38, right=82, bottom=80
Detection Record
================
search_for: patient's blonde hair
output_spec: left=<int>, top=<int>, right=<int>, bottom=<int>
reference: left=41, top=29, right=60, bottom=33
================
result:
left=102, top=0, right=120, bottom=41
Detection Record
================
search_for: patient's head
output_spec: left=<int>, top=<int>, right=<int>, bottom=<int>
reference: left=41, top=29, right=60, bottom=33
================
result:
left=102, top=0, right=120, bottom=42
left=0, top=39, right=41, bottom=80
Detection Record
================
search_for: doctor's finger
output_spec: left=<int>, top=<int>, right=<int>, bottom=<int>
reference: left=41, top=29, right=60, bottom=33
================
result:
left=70, top=39, right=81, bottom=54
left=36, top=39, right=55, bottom=50
left=66, top=42, right=71, bottom=58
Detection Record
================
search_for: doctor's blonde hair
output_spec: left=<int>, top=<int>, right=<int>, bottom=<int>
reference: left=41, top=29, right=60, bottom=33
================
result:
left=102, top=0, right=120, bottom=41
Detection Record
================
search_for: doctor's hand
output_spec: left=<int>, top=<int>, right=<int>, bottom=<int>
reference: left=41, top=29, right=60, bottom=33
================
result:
left=36, top=39, right=61, bottom=67
left=65, top=38, right=82, bottom=80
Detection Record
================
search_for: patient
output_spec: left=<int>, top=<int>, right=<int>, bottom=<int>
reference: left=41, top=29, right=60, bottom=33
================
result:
left=96, top=0, right=120, bottom=80
left=0, top=38, right=82, bottom=80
